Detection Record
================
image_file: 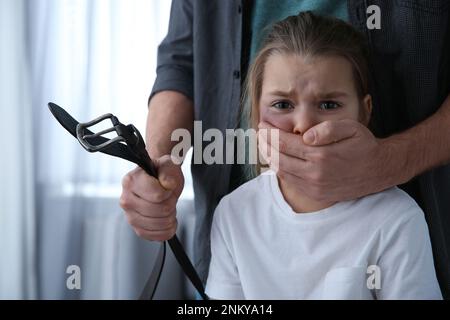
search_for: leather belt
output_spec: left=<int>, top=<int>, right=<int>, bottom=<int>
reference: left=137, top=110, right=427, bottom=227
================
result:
left=48, top=103, right=208, bottom=300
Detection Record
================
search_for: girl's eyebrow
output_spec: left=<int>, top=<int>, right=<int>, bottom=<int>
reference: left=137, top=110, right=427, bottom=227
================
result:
left=265, top=90, right=349, bottom=100
left=266, top=89, right=296, bottom=97
left=318, top=91, right=349, bottom=99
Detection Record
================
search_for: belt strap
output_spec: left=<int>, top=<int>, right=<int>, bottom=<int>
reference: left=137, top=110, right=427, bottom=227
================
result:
left=48, top=103, right=208, bottom=300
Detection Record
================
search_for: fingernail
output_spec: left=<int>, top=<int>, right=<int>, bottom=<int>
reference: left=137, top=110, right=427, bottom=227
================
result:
left=303, top=130, right=315, bottom=144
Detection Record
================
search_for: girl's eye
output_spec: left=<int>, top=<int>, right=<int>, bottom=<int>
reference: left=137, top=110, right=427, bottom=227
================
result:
left=319, top=101, right=341, bottom=110
left=271, top=101, right=293, bottom=110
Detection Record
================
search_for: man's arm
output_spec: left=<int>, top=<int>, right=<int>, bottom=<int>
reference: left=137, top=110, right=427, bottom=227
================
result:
left=120, top=91, right=193, bottom=241
left=259, top=93, right=450, bottom=202
left=121, top=0, right=196, bottom=242
left=146, top=90, right=193, bottom=159
left=388, top=94, right=450, bottom=185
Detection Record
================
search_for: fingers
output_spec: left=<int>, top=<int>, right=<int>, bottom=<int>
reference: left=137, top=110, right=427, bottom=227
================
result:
left=258, top=128, right=312, bottom=179
left=276, top=151, right=311, bottom=177
left=258, top=121, right=313, bottom=159
left=133, top=221, right=178, bottom=242
left=277, top=169, right=331, bottom=203
left=120, top=176, right=178, bottom=241
left=125, top=209, right=177, bottom=233
left=120, top=186, right=177, bottom=218
left=303, top=120, right=359, bottom=146
left=124, top=168, right=173, bottom=203
left=276, top=168, right=308, bottom=190
left=120, top=154, right=185, bottom=242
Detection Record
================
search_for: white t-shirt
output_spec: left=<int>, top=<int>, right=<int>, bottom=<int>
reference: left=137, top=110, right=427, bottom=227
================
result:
left=205, top=171, right=442, bottom=300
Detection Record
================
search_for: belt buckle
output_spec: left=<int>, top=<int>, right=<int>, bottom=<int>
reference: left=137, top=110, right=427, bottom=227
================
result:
left=76, top=113, right=130, bottom=152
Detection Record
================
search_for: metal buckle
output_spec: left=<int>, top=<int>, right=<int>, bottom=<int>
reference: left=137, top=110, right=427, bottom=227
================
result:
left=76, top=113, right=128, bottom=152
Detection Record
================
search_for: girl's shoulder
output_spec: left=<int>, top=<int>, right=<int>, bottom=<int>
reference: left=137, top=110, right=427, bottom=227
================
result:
left=361, top=186, right=421, bottom=212
left=213, top=172, right=274, bottom=219
left=352, top=186, right=425, bottom=229
left=222, top=171, right=273, bottom=201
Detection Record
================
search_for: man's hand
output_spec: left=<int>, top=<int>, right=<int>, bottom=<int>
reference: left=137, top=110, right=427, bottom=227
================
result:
left=120, top=155, right=184, bottom=241
left=259, top=120, right=406, bottom=203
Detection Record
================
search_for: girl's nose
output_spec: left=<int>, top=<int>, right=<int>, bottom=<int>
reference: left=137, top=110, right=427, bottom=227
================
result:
left=292, top=107, right=318, bottom=135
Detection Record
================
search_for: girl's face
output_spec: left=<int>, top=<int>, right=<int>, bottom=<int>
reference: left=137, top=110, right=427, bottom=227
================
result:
left=259, top=54, right=372, bottom=133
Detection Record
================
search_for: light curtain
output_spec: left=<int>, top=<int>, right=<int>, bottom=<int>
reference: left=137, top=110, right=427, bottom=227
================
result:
left=0, top=0, right=194, bottom=300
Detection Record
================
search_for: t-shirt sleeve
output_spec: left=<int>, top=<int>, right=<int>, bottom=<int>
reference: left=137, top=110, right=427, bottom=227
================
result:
left=149, top=0, right=194, bottom=102
left=205, top=201, right=245, bottom=300
left=376, top=206, right=443, bottom=300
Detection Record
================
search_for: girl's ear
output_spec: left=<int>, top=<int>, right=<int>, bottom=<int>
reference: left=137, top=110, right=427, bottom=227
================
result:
left=361, top=94, right=372, bottom=126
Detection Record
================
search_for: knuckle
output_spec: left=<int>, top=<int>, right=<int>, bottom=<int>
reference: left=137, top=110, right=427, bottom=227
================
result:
left=134, top=228, right=146, bottom=239
left=126, top=214, right=138, bottom=228
left=154, top=219, right=165, bottom=230
left=160, top=218, right=172, bottom=231
left=280, top=154, right=289, bottom=168
left=169, top=221, right=178, bottom=237
left=277, top=169, right=286, bottom=180
left=161, top=203, right=175, bottom=216
left=179, top=171, right=185, bottom=188
left=309, top=170, right=323, bottom=184
left=170, top=196, right=179, bottom=208
left=315, top=171, right=325, bottom=183
left=167, top=216, right=178, bottom=230
left=277, top=153, right=285, bottom=167
left=151, top=191, right=165, bottom=203
left=278, top=139, right=287, bottom=153
left=160, top=154, right=174, bottom=164
left=307, top=184, right=322, bottom=198
left=323, top=120, right=333, bottom=132
left=321, top=121, right=333, bottom=138
left=121, top=173, right=132, bottom=190
left=314, top=152, right=326, bottom=163
left=119, top=193, right=132, bottom=210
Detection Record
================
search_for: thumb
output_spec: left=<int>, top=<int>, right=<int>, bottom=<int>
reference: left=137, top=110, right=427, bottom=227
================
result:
left=303, top=119, right=359, bottom=146
left=155, top=155, right=184, bottom=191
